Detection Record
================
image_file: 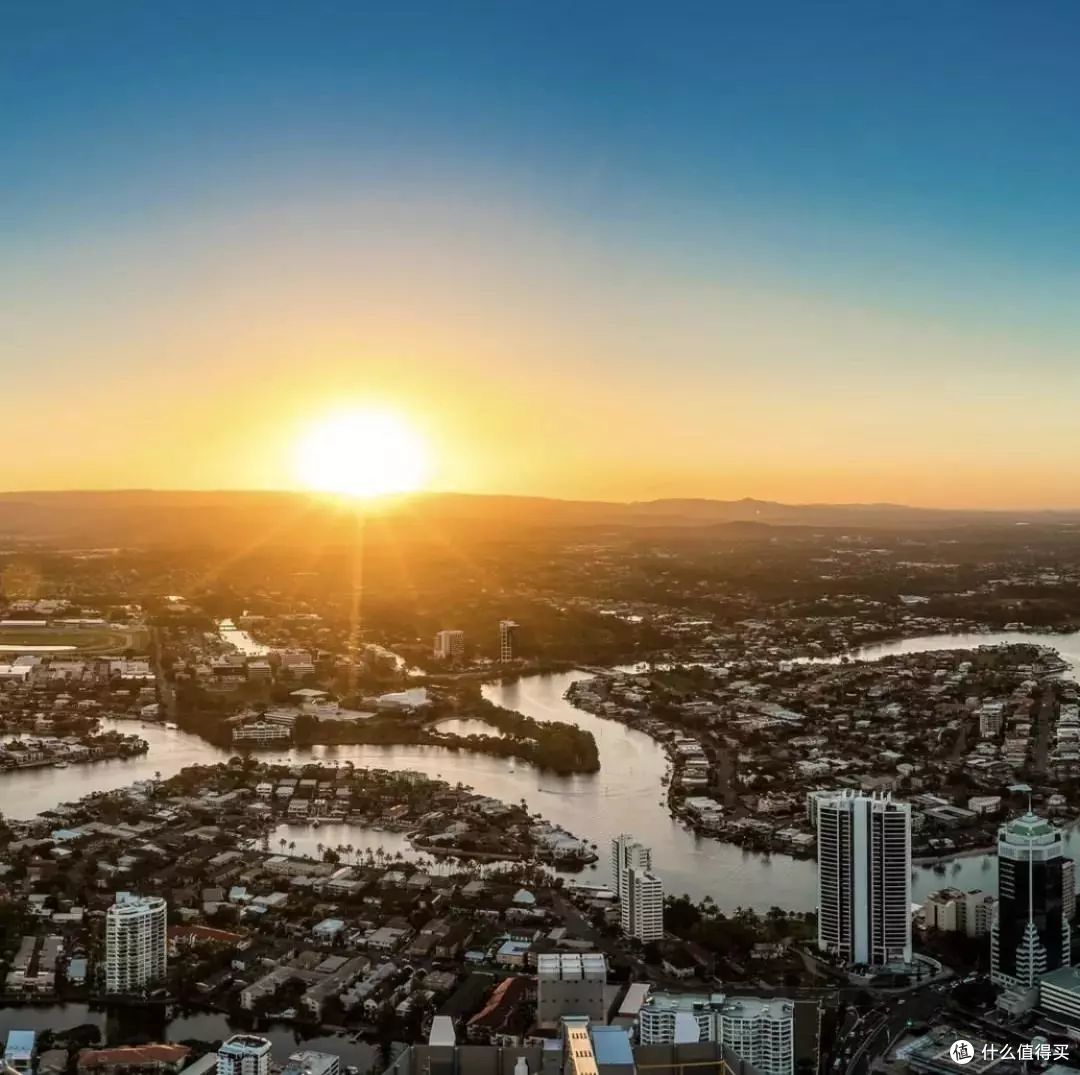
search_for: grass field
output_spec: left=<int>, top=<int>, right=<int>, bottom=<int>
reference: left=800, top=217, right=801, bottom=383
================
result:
left=0, top=627, right=150, bottom=654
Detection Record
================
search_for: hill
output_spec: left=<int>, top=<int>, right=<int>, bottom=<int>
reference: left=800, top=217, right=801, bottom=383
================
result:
left=0, top=489, right=1075, bottom=547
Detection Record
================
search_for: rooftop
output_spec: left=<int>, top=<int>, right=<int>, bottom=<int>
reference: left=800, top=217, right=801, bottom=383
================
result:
left=1000, top=811, right=1059, bottom=845
left=1039, top=964, right=1080, bottom=995
left=4, top=1031, right=36, bottom=1058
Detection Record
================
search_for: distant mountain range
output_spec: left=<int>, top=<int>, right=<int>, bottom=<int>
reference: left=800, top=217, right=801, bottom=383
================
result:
left=0, top=489, right=1076, bottom=547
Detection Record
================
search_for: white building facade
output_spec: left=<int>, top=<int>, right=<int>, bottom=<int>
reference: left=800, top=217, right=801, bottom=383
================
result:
left=612, top=834, right=663, bottom=942
left=218, top=1036, right=273, bottom=1075
left=923, top=887, right=995, bottom=937
left=433, top=630, right=465, bottom=661
left=105, top=893, right=167, bottom=994
left=637, top=992, right=794, bottom=1075
left=814, top=790, right=912, bottom=966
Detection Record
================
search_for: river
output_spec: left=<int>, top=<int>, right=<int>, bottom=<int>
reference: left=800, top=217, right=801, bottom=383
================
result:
left=2, top=631, right=1077, bottom=910
left=217, top=620, right=270, bottom=657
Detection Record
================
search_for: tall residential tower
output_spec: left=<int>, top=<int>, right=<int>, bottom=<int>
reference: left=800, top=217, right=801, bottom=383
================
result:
left=813, top=790, right=912, bottom=966
left=105, top=892, right=167, bottom=994
left=612, top=834, right=664, bottom=942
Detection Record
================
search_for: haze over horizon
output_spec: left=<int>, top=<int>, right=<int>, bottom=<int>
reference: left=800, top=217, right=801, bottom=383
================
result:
left=7, top=2, right=1080, bottom=508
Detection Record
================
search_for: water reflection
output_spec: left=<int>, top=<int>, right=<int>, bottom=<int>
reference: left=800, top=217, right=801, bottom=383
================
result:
left=2, top=631, right=1078, bottom=910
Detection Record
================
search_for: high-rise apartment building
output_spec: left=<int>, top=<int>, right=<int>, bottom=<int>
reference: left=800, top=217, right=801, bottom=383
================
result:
left=991, top=812, right=1072, bottom=992
left=218, top=1036, right=273, bottom=1075
left=611, top=834, right=664, bottom=942
left=498, top=620, right=519, bottom=662
left=813, top=790, right=912, bottom=966
left=623, top=868, right=664, bottom=942
left=105, top=893, right=167, bottom=994
left=637, top=992, right=794, bottom=1075
left=612, top=834, right=651, bottom=898
left=433, top=630, right=465, bottom=661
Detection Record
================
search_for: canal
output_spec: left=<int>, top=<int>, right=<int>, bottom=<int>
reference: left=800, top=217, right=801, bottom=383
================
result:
left=1, top=631, right=1076, bottom=910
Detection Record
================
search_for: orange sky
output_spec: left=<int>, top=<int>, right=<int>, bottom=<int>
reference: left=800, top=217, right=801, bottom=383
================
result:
left=6, top=194, right=1080, bottom=510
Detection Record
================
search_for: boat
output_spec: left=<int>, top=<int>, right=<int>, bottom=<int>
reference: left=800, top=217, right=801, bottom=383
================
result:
left=52, top=761, right=69, bottom=769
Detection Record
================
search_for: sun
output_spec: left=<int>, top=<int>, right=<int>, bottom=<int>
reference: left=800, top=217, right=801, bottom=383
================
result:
left=294, top=409, right=430, bottom=498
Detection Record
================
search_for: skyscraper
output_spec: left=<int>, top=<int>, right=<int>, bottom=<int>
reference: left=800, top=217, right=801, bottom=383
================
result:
left=498, top=620, right=519, bottom=662
left=612, top=833, right=651, bottom=901
left=218, top=1036, right=273, bottom=1075
left=104, top=893, right=167, bottom=994
left=624, top=868, right=664, bottom=942
left=991, top=812, right=1072, bottom=992
left=612, top=834, right=664, bottom=942
left=813, top=790, right=912, bottom=966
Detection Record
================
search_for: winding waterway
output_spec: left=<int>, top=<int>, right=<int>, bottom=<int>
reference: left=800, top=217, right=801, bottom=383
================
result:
left=3, top=631, right=1078, bottom=910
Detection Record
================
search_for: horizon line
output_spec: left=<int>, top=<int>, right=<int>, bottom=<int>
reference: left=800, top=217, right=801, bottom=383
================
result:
left=3, top=487, right=1080, bottom=514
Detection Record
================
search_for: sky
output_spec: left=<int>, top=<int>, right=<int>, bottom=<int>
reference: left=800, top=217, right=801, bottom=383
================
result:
left=5, top=1, right=1080, bottom=508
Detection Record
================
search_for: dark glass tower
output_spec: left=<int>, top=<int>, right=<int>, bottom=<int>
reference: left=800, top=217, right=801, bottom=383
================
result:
left=991, top=812, right=1073, bottom=991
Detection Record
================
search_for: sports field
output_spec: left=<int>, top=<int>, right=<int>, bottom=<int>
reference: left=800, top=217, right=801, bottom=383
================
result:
left=0, top=626, right=150, bottom=654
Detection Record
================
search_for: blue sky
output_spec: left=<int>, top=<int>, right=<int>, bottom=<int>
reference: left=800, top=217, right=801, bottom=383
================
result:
left=4, top=2, right=1080, bottom=504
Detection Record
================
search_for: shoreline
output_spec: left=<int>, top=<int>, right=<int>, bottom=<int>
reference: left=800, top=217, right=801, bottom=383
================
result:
left=558, top=640, right=1080, bottom=875
left=911, top=843, right=998, bottom=867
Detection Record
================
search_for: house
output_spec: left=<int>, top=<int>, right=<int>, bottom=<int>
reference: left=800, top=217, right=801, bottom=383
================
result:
left=312, top=918, right=346, bottom=943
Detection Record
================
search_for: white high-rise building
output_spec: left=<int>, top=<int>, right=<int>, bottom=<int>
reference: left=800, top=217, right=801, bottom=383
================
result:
left=612, top=834, right=651, bottom=898
left=611, top=834, right=664, bottom=942
left=813, top=790, right=912, bottom=966
left=624, top=868, right=664, bottom=942
left=218, top=1036, right=273, bottom=1075
left=637, top=992, right=794, bottom=1075
left=105, top=893, right=167, bottom=994
left=433, top=630, right=465, bottom=661
left=498, top=620, right=519, bottom=662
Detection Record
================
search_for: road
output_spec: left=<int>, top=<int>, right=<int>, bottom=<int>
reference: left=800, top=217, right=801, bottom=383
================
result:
left=1031, top=683, right=1056, bottom=774
left=826, top=982, right=951, bottom=1075
left=152, top=627, right=178, bottom=720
